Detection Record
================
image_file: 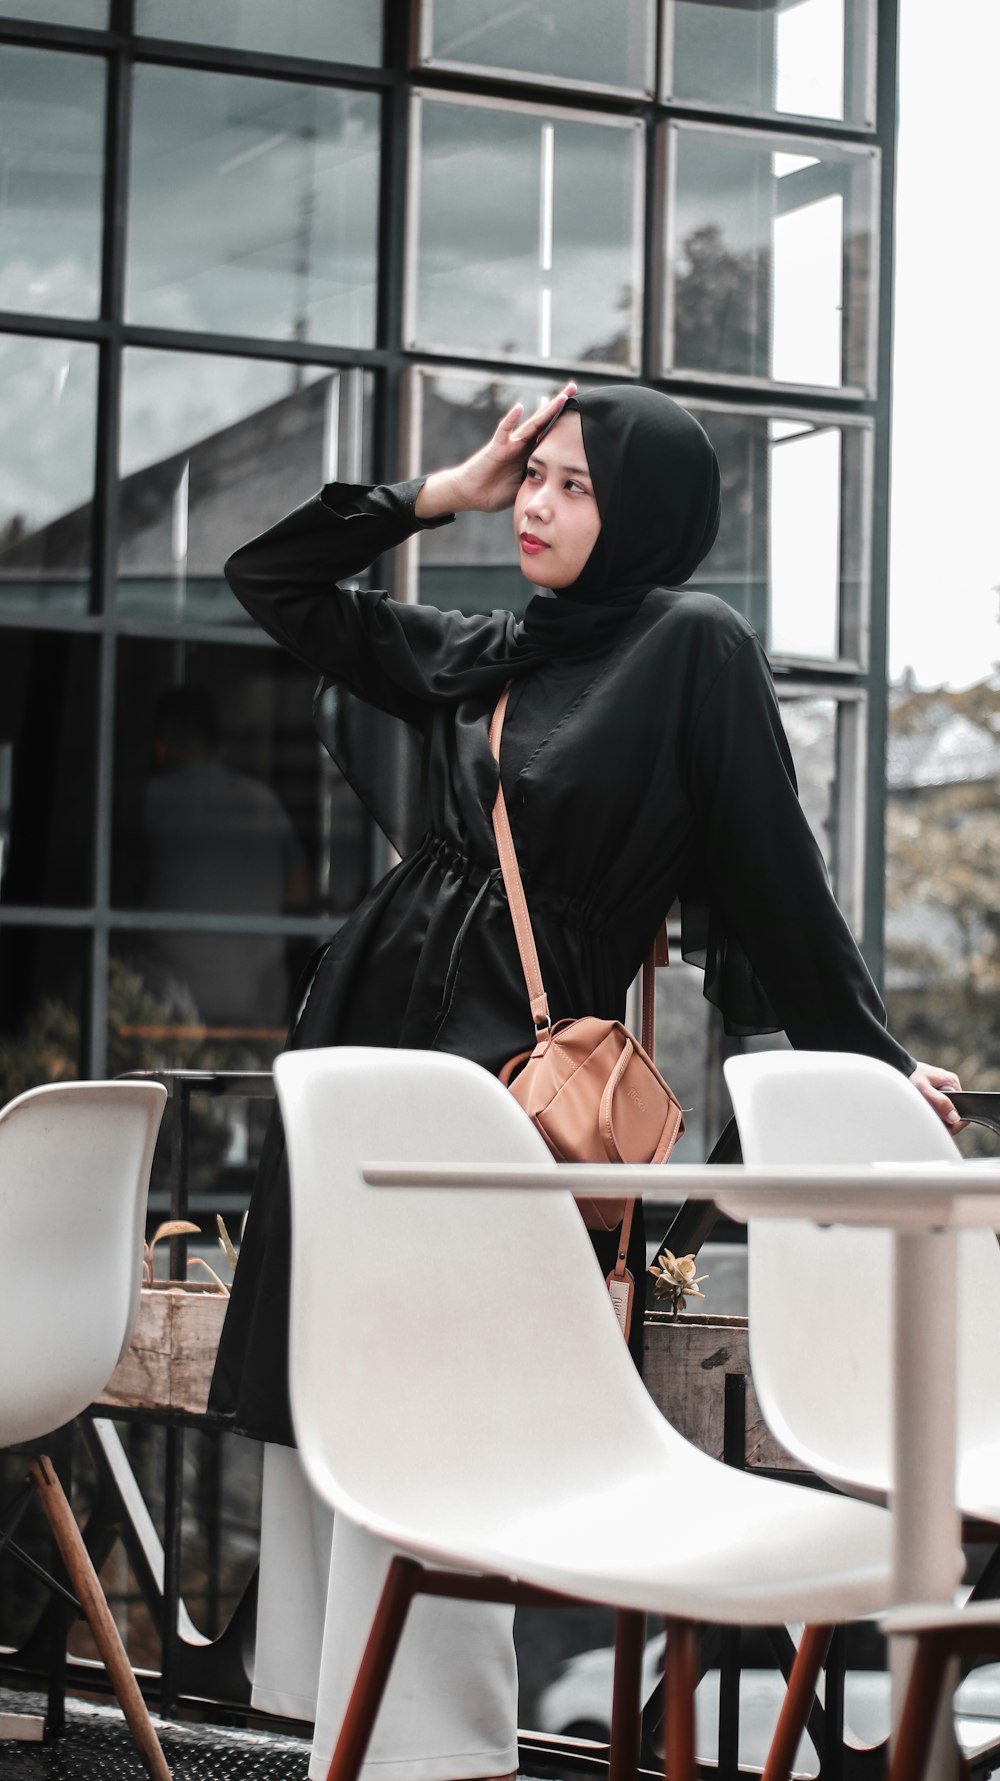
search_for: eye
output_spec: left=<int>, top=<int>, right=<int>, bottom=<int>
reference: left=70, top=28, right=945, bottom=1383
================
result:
left=565, top=480, right=587, bottom=495
left=523, top=465, right=542, bottom=482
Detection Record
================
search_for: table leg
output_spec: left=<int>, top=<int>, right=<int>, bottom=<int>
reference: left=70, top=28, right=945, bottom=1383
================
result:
left=891, top=1229, right=962, bottom=1781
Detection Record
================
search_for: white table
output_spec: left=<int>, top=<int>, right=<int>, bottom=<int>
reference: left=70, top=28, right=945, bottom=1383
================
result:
left=366, top=1158, right=1000, bottom=1774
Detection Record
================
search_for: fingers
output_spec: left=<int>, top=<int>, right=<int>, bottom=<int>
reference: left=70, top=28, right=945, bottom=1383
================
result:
left=510, top=380, right=578, bottom=444
left=910, top=1062, right=964, bottom=1130
left=496, top=403, right=524, bottom=440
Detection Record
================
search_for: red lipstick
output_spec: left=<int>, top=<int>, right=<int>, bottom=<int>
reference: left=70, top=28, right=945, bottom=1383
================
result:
left=519, top=533, right=548, bottom=555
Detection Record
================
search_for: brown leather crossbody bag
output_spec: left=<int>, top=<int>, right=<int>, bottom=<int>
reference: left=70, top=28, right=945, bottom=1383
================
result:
left=489, top=685, right=684, bottom=1334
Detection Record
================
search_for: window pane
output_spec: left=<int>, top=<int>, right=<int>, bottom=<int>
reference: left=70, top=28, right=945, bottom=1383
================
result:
left=135, top=0, right=381, bottom=64
left=108, top=932, right=298, bottom=1078
left=780, top=692, right=864, bottom=929
left=127, top=66, right=380, bottom=347
left=118, top=350, right=371, bottom=623
left=412, top=97, right=642, bottom=370
left=420, top=0, right=653, bottom=94
left=0, top=629, right=97, bottom=906
left=666, top=0, right=875, bottom=128
left=769, top=421, right=840, bottom=658
left=689, top=404, right=871, bottom=664
left=0, top=44, right=105, bottom=318
left=0, top=927, right=90, bottom=1107
left=0, top=334, right=97, bottom=617
left=112, top=638, right=370, bottom=926
left=667, top=126, right=878, bottom=393
left=413, top=370, right=562, bottom=616
left=0, top=0, right=107, bottom=18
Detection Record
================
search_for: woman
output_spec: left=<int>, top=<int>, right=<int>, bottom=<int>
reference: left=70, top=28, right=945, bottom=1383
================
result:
left=209, top=382, right=960, bottom=1781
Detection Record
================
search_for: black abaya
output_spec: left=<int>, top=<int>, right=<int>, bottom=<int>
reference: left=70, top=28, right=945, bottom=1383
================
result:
left=209, top=476, right=914, bottom=1445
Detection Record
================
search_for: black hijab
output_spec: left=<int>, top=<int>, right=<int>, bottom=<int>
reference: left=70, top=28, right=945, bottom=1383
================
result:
left=315, top=384, right=721, bottom=851
left=518, top=384, right=720, bottom=660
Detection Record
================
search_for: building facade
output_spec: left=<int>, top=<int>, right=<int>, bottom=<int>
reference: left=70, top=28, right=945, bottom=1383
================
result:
left=0, top=0, right=900, bottom=1158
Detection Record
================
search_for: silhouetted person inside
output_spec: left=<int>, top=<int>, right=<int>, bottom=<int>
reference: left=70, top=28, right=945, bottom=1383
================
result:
left=143, top=685, right=308, bottom=1028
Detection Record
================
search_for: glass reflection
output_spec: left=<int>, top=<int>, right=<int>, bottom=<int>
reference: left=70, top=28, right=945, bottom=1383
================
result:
left=768, top=420, right=840, bottom=659
left=0, top=628, right=97, bottom=907
left=689, top=404, right=870, bottom=664
left=118, top=351, right=371, bottom=622
left=414, top=370, right=563, bottom=616
left=0, top=927, right=89, bottom=1108
left=112, top=638, right=370, bottom=925
left=0, top=1, right=106, bottom=18
left=108, top=935, right=294, bottom=1080
left=667, top=126, right=877, bottom=392
left=0, top=44, right=105, bottom=317
left=780, top=696, right=837, bottom=873
left=127, top=66, right=379, bottom=346
left=135, top=0, right=381, bottom=65
left=666, top=0, right=874, bottom=127
left=0, top=335, right=97, bottom=616
left=421, top=0, right=653, bottom=94
left=412, top=97, right=642, bottom=369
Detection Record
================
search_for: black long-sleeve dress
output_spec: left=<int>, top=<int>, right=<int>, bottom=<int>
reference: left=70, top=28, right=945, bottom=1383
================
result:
left=208, top=479, right=915, bottom=1445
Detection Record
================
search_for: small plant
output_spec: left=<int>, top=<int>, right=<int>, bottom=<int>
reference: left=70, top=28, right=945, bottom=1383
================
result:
left=649, top=1248, right=708, bottom=1319
left=143, top=1219, right=229, bottom=1295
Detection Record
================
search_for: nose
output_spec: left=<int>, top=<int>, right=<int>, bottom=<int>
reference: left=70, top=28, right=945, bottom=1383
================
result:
left=523, top=482, right=549, bottom=522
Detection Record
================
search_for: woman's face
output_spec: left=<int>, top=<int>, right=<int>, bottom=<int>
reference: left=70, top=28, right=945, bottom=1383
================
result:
left=512, top=409, right=601, bottom=590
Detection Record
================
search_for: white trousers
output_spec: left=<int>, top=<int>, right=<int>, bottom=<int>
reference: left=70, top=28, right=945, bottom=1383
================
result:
left=252, top=1444, right=519, bottom=1781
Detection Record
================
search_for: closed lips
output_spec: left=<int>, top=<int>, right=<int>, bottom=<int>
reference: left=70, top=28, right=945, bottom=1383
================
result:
left=520, top=533, right=548, bottom=550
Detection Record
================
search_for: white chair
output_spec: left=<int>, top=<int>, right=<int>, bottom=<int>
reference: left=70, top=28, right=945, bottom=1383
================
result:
left=723, top=1049, right=1000, bottom=1516
left=0, top=1078, right=170, bottom=1777
left=724, top=1049, right=1000, bottom=1777
left=274, top=1044, right=906, bottom=1781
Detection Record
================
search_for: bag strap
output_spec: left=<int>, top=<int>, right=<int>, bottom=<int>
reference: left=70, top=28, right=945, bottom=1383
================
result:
left=489, top=685, right=552, bottom=1038
left=489, top=683, right=665, bottom=1051
left=489, top=682, right=668, bottom=1283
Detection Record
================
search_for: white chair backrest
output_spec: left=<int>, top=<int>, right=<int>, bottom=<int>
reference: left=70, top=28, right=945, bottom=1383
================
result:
left=275, top=1046, right=678, bottom=1547
left=0, top=1080, right=167, bottom=1446
left=724, top=1050, right=1000, bottom=1497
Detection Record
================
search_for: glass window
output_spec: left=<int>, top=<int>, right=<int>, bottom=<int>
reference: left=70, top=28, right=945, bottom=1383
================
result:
left=134, top=0, right=381, bottom=65
left=0, top=628, right=97, bottom=907
left=411, top=95, right=643, bottom=370
left=108, top=930, right=300, bottom=1078
left=0, top=334, right=97, bottom=617
left=0, top=44, right=105, bottom=318
left=666, top=125, right=879, bottom=394
left=118, top=350, right=372, bottom=623
left=0, top=1, right=107, bottom=18
left=688, top=403, right=872, bottom=666
left=410, top=368, right=567, bottom=616
left=0, top=927, right=90, bottom=1108
left=780, top=689, right=865, bottom=930
left=127, top=66, right=380, bottom=347
left=111, top=636, right=370, bottom=927
left=418, top=0, right=654, bottom=95
left=664, top=0, right=875, bottom=129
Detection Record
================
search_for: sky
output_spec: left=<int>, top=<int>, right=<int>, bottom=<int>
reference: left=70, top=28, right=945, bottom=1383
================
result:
left=888, top=1, right=1000, bottom=688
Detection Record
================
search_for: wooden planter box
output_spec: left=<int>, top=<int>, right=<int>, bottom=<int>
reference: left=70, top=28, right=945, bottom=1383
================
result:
left=98, top=1281, right=228, bottom=1416
left=644, top=1312, right=805, bottom=1473
left=97, top=1297, right=802, bottom=1465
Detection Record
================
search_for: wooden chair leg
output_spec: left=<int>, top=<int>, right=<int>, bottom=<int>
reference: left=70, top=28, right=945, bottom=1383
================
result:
left=609, top=1609, right=646, bottom=1781
left=887, top=1634, right=952, bottom=1781
left=664, top=1617, right=699, bottom=1781
left=762, top=1623, right=832, bottom=1781
left=30, top=1456, right=171, bottom=1781
left=325, top=1556, right=422, bottom=1781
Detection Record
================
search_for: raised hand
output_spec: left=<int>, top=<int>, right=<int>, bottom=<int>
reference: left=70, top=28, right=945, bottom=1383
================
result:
left=416, top=383, right=577, bottom=519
